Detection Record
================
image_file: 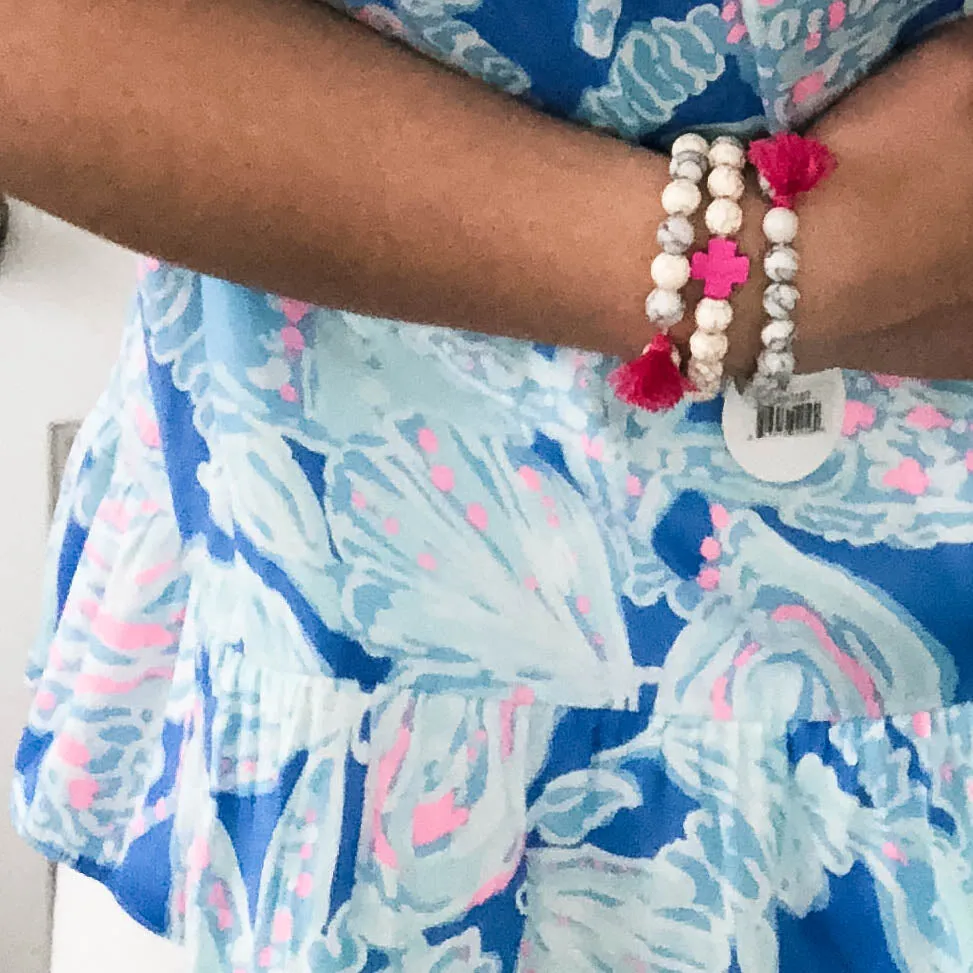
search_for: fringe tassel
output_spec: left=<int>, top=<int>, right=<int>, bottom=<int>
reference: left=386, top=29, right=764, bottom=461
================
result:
left=609, top=333, right=690, bottom=411
left=748, top=132, right=837, bottom=208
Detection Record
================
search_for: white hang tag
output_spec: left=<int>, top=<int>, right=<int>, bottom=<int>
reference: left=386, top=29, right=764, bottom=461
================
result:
left=721, top=369, right=845, bottom=483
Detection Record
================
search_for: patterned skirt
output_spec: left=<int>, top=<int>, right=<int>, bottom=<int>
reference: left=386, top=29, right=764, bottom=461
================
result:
left=12, top=260, right=973, bottom=972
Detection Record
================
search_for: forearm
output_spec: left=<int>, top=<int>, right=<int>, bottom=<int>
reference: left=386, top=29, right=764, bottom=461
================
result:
left=0, top=0, right=661, bottom=355
left=799, top=301, right=973, bottom=380
left=796, top=22, right=973, bottom=379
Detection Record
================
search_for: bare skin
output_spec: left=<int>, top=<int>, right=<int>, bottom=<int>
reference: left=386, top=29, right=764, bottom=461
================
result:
left=1, top=0, right=971, bottom=378
left=797, top=24, right=973, bottom=379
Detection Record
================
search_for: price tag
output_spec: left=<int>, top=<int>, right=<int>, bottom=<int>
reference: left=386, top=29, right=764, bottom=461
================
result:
left=721, top=369, right=845, bottom=483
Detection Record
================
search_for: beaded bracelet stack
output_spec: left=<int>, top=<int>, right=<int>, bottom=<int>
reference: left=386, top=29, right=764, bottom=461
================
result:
left=749, top=133, right=836, bottom=399
left=609, top=135, right=707, bottom=411
left=651, top=131, right=707, bottom=335
left=757, top=206, right=800, bottom=390
left=688, top=136, right=749, bottom=401
left=609, top=131, right=836, bottom=412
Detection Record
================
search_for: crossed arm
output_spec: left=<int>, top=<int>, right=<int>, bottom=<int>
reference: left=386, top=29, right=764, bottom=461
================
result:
left=1, top=0, right=971, bottom=377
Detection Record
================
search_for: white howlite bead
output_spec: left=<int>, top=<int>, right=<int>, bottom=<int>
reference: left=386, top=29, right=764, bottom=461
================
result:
left=709, top=136, right=746, bottom=170
left=670, top=151, right=708, bottom=184
left=671, top=133, right=709, bottom=158
left=651, top=252, right=691, bottom=290
left=688, top=360, right=723, bottom=399
left=707, top=165, right=745, bottom=201
left=645, top=288, right=684, bottom=328
left=662, top=179, right=702, bottom=217
left=758, top=348, right=796, bottom=378
left=689, top=356, right=721, bottom=379
left=705, top=198, right=743, bottom=237
left=691, top=355, right=721, bottom=378
left=758, top=173, right=773, bottom=198
left=695, top=298, right=733, bottom=333
left=763, top=207, right=799, bottom=245
left=657, top=215, right=695, bottom=255
left=763, top=283, right=800, bottom=319
left=690, top=330, right=729, bottom=362
left=764, top=245, right=799, bottom=282
left=761, top=318, right=795, bottom=350
left=691, top=369, right=722, bottom=392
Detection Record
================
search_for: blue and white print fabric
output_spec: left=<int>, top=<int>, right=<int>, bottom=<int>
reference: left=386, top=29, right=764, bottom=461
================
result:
left=12, top=1, right=973, bottom=971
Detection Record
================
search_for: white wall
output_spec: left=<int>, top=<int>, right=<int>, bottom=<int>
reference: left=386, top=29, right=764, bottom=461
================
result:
left=0, top=199, right=185, bottom=973
left=52, top=869, right=187, bottom=973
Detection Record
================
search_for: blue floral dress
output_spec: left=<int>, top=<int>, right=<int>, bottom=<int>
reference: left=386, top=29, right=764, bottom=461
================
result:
left=13, top=1, right=973, bottom=970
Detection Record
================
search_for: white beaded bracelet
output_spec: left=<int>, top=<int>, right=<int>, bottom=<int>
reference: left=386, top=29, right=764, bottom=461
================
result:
left=688, top=136, right=751, bottom=401
left=747, top=133, right=837, bottom=399
left=753, top=204, right=800, bottom=394
left=609, top=133, right=711, bottom=411
left=648, top=132, right=709, bottom=329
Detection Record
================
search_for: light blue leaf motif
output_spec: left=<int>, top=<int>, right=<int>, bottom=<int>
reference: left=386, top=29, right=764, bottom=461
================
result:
left=141, top=266, right=210, bottom=411
left=143, top=266, right=319, bottom=445
left=183, top=825, right=253, bottom=973
left=527, top=768, right=641, bottom=846
left=188, top=623, right=368, bottom=801
left=382, top=340, right=681, bottom=606
left=827, top=708, right=973, bottom=972
left=520, top=831, right=733, bottom=972
left=252, top=751, right=354, bottom=969
left=326, top=420, right=651, bottom=707
left=391, top=929, right=501, bottom=972
left=772, top=753, right=858, bottom=916
left=29, top=313, right=144, bottom=680
left=550, top=397, right=687, bottom=609
left=888, top=706, right=973, bottom=881
left=585, top=703, right=973, bottom=972
left=16, top=356, right=188, bottom=863
left=169, top=715, right=252, bottom=965
left=195, top=428, right=352, bottom=651
left=311, top=901, right=371, bottom=973
left=346, top=690, right=556, bottom=952
left=741, top=0, right=955, bottom=126
left=574, top=0, right=622, bottom=58
left=170, top=652, right=366, bottom=970
left=576, top=724, right=858, bottom=968
left=578, top=5, right=728, bottom=139
left=65, top=320, right=142, bottom=529
left=302, top=313, right=534, bottom=442
left=183, top=555, right=321, bottom=684
left=655, top=508, right=954, bottom=724
left=353, top=0, right=533, bottom=95
left=392, top=327, right=593, bottom=434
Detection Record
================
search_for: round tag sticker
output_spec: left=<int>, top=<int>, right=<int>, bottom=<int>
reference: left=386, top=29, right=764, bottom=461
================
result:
left=721, top=369, right=845, bottom=483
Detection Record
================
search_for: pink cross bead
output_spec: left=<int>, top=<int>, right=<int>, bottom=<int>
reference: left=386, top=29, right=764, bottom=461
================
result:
left=691, top=239, right=751, bottom=300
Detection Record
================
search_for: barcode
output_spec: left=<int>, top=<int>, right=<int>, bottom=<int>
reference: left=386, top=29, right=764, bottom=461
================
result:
left=755, top=400, right=823, bottom=439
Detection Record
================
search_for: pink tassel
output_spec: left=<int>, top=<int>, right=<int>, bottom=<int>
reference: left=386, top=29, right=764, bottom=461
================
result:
left=609, top=332, right=690, bottom=411
left=748, top=132, right=837, bottom=208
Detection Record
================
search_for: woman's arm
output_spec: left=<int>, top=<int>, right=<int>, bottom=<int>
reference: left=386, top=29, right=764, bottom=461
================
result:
left=0, top=0, right=668, bottom=356
left=794, top=22, right=973, bottom=379
left=3, top=0, right=971, bottom=379
left=810, top=302, right=973, bottom=381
